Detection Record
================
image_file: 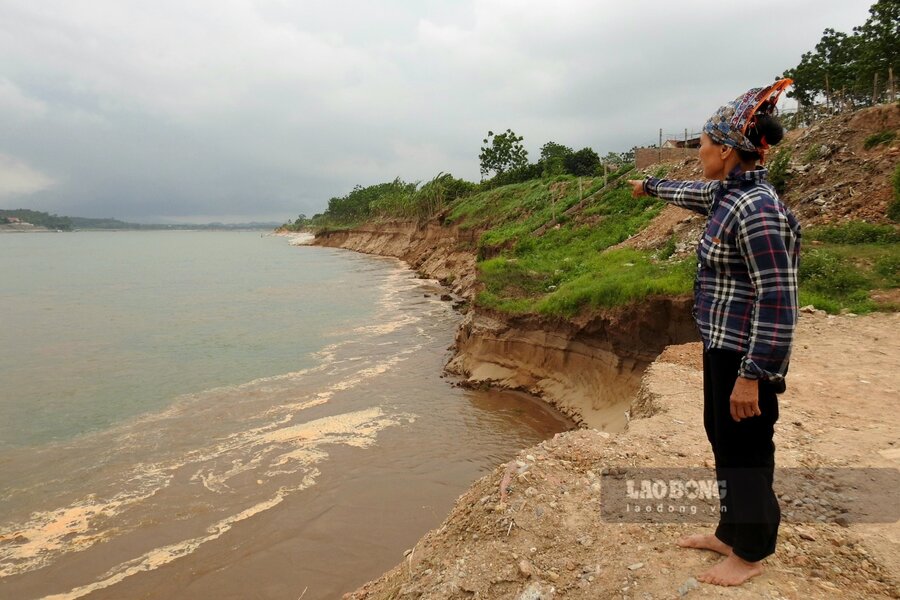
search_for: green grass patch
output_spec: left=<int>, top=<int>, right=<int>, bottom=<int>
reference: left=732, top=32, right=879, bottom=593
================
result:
left=799, top=243, right=900, bottom=313
left=863, top=130, right=897, bottom=150
left=804, top=220, right=899, bottom=244
left=475, top=249, right=695, bottom=317
left=471, top=178, right=691, bottom=316
left=447, top=177, right=592, bottom=246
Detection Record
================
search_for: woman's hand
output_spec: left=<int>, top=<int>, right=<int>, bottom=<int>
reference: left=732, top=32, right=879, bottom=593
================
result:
left=628, top=179, right=646, bottom=198
left=730, top=377, right=761, bottom=422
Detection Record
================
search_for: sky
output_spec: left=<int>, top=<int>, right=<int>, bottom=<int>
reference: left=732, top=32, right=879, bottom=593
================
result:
left=0, top=0, right=875, bottom=223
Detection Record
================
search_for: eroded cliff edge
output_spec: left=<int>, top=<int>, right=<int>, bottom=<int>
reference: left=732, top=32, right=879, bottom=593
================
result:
left=308, top=219, right=697, bottom=430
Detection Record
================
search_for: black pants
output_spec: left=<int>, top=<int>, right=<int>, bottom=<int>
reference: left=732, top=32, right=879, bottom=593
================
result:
left=703, top=348, right=780, bottom=562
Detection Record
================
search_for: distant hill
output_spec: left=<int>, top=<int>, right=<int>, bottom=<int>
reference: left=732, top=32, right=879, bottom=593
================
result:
left=0, top=209, right=280, bottom=231
left=0, top=209, right=72, bottom=230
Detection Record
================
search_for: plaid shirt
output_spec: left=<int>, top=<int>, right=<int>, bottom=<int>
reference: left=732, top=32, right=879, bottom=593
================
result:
left=644, top=167, right=801, bottom=383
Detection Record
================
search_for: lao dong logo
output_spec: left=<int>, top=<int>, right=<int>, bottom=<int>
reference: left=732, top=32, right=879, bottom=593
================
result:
left=626, top=478, right=724, bottom=501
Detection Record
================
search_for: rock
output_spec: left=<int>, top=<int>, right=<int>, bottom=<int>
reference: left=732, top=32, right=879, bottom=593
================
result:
left=516, top=582, right=555, bottom=600
left=678, top=577, right=699, bottom=596
left=627, top=562, right=644, bottom=571
left=518, top=559, right=534, bottom=578
left=440, top=294, right=452, bottom=301
left=403, top=548, right=413, bottom=557
left=835, top=515, right=851, bottom=527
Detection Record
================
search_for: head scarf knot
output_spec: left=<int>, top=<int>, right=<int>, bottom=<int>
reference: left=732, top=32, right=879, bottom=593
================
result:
left=703, top=78, right=793, bottom=161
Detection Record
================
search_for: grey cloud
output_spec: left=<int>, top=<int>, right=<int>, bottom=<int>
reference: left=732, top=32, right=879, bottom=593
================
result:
left=0, top=0, right=874, bottom=222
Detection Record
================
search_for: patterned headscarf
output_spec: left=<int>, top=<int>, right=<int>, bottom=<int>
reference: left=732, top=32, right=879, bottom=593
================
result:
left=702, top=78, right=793, bottom=157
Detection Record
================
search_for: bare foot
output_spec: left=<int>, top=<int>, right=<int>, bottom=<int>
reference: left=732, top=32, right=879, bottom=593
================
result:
left=697, top=553, right=764, bottom=586
left=676, top=533, right=732, bottom=556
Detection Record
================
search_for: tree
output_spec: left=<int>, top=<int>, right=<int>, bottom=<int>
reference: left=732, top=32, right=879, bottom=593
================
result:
left=539, top=141, right=573, bottom=177
left=479, top=129, right=528, bottom=180
left=563, top=147, right=601, bottom=177
left=782, top=1, right=899, bottom=110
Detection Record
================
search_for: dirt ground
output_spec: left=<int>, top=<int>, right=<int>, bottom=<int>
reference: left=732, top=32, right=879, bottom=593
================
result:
left=345, top=311, right=900, bottom=599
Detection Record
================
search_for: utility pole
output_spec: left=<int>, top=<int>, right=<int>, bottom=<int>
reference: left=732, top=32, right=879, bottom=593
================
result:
left=658, top=128, right=662, bottom=163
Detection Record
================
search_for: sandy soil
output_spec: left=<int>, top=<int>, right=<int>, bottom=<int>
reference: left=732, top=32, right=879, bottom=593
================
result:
left=345, top=311, right=900, bottom=599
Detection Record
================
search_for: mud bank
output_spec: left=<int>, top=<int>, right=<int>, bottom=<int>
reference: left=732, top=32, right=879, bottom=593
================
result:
left=306, top=220, right=697, bottom=430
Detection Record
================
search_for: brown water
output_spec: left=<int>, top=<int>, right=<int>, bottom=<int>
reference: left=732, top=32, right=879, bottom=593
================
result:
left=0, top=234, right=572, bottom=599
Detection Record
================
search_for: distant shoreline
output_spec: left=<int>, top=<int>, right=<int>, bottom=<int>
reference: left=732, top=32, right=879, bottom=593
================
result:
left=0, top=225, right=276, bottom=233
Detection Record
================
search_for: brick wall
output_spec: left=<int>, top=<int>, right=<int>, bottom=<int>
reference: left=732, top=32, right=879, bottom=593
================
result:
left=635, top=147, right=696, bottom=169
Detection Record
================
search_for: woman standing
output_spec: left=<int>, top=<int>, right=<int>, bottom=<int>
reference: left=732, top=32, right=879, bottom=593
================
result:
left=629, top=78, right=801, bottom=586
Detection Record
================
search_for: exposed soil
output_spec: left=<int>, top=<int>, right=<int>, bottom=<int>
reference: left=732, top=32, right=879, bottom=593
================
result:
left=617, top=103, right=900, bottom=257
left=344, top=312, right=900, bottom=599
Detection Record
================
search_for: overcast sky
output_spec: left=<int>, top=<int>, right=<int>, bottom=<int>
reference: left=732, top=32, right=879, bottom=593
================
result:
left=0, top=0, right=874, bottom=223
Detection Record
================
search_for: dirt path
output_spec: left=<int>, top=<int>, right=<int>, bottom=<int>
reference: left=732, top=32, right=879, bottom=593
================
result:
left=346, top=312, right=900, bottom=599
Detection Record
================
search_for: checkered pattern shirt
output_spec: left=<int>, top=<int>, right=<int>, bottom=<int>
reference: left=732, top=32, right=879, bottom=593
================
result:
left=643, top=167, right=801, bottom=383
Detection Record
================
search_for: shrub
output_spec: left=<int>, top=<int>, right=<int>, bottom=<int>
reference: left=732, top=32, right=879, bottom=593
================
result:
left=863, top=130, right=897, bottom=150
left=805, top=221, right=900, bottom=244
left=803, top=143, right=822, bottom=163
left=491, top=162, right=544, bottom=186
left=657, top=236, right=677, bottom=260
left=800, top=249, right=869, bottom=294
left=888, top=163, right=900, bottom=222
left=767, top=148, right=792, bottom=194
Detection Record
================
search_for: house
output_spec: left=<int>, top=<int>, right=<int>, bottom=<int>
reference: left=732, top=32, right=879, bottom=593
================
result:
left=662, top=137, right=701, bottom=149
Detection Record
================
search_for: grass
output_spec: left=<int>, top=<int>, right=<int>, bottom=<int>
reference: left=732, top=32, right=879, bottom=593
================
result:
left=476, top=248, right=695, bottom=317
left=470, top=177, right=693, bottom=317
left=799, top=243, right=900, bottom=313
left=804, top=220, right=899, bottom=244
left=863, top=130, right=897, bottom=150
left=445, top=170, right=634, bottom=254
left=803, top=143, right=822, bottom=163
left=453, top=173, right=900, bottom=318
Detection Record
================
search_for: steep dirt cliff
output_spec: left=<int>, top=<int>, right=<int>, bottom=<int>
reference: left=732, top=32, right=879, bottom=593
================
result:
left=308, top=219, right=698, bottom=430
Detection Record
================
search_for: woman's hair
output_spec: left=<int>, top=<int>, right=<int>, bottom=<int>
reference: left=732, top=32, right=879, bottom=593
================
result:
left=737, top=113, right=784, bottom=162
